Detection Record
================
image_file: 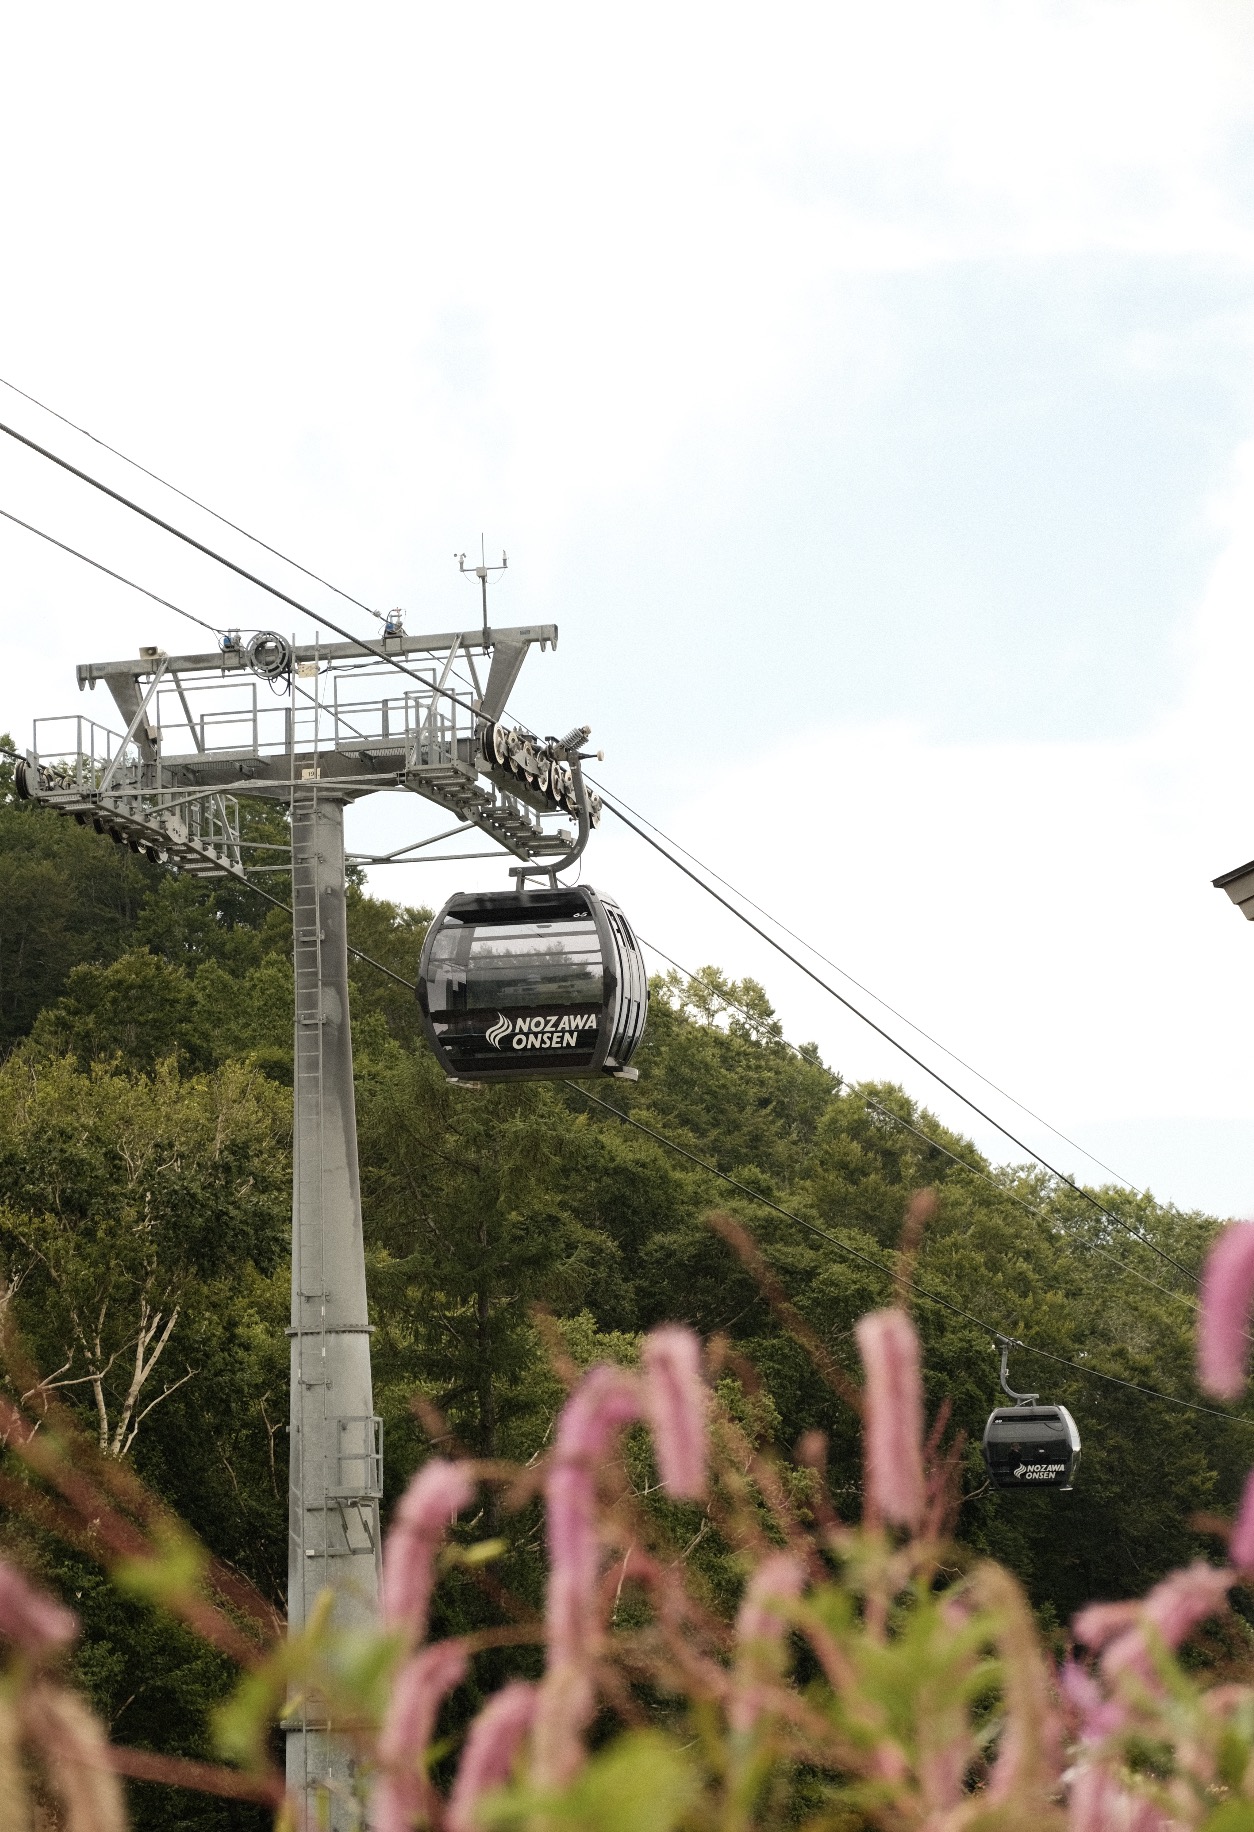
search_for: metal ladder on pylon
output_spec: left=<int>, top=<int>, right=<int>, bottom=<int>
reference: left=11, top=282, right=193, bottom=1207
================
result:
left=290, top=663, right=332, bottom=1808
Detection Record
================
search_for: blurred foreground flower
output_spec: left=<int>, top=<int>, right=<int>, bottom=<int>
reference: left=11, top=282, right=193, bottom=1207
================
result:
left=1198, top=1219, right=1254, bottom=1400
left=854, top=1307, right=925, bottom=1530
left=12, top=1242, right=1254, bottom=1832
left=382, top=1456, right=476, bottom=1643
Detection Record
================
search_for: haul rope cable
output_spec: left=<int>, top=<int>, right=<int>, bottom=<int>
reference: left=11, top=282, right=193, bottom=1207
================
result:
left=572, top=1085, right=1248, bottom=1429
left=0, top=412, right=1198, bottom=1287
left=0, top=501, right=489, bottom=847
left=594, top=784, right=1199, bottom=1287
left=635, top=933, right=1199, bottom=1319
left=0, top=417, right=487, bottom=727
left=592, top=774, right=1144, bottom=1204
left=0, top=505, right=224, bottom=639
left=0, top=373, right=389, bottom=625
left=212, top=893, right=1241, bottom=1431
left=0, top=469, right=1192, bottom=1324
left=0, top=392, right=1182, bottom=1239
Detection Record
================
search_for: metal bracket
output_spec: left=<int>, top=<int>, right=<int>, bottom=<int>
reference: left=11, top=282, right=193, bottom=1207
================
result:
left=995, top=1336, right=1039, bottom=1406
left=99, top=653, right=169, bottom=787
left=331, top=1413, right=384, bottom=1499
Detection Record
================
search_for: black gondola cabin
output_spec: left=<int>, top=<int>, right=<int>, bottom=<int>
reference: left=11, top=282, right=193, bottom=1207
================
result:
left=982, top=1404, right=1081, bottom=1491
left=417, top=886, right=648, bottom=1083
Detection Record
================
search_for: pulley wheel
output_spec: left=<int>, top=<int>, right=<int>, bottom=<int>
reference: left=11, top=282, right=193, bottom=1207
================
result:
left=245, top=631, right=294, bottom=680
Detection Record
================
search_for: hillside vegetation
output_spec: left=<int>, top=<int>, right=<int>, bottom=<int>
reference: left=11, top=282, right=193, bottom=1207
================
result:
left=0, top=752, right=1245, bottom=1830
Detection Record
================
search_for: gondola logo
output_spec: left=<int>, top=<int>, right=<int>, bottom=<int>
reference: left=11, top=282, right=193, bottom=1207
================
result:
left=1013, top=1462, right=1065, bottom=1481
left=484, top=1012, right=598, bottom=1051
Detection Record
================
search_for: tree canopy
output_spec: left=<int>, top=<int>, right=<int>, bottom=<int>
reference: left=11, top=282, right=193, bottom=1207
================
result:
left=0, top=746, right=1245, bottom=1828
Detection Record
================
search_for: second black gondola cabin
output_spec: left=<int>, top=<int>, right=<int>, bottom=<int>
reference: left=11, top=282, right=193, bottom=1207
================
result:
left=417, top=885, right=648, bottom=1083
left=983, top=1404, right=1081, bottom=1491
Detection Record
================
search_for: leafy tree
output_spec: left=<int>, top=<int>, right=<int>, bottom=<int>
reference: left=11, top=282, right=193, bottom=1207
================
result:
left=0, top=742, right=161, bottom=1051
left=356, top=1043, right=630, bottom=1476
left=0, top=1050, right=289, bottom=1459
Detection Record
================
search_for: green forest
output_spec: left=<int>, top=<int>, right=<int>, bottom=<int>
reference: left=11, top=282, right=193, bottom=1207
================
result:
left=0, top=744, right=1248, bottom=1830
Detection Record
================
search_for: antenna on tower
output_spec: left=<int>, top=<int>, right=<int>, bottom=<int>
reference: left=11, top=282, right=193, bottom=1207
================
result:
left=456, top=535, right=507, bottom=651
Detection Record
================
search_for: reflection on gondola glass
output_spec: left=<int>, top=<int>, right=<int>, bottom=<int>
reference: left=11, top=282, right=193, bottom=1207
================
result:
left=417, top=886, right=648, bottom=1082
left=429, top=919, right=604, bottom=1013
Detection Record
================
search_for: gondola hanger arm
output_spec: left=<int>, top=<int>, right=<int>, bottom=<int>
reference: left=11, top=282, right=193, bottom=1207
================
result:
left=510, top=757, right=590, bottom=886
left=995, top=1335, right=1040, bottom=1406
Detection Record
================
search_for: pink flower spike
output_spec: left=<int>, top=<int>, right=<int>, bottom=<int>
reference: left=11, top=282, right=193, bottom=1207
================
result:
left=854, top=1309, right=925, bottom=1531
left=1058, top=1659, right=1126, bottom=1742
left=382, top=1458, right=476, bottom=1639
left=1141, top=1561, right=1232, bottom=1650
left=1067, top=1766, right=1163, bottom=1832
left=1098, top=1564, right=1233, bottom=1689
left=0, top=1560, right=77, bottom=1654
left=544, top=1364, right=641, bottom=1667
left=1058, top=1657, right=1100, bottom=1716
left=1231, top=1469, right=1254, bottom=1571
left=642, top=1326, right=708, bottom=1500
left=736, top=1551, right=806, bottom=1645
left=531, top=1660, right=596, bottom=1792
left=730, top=1552, right=806, bottom=1734
left=1198, top=1221, right=1254, bottom=1400
left=374, top=1639, right=469, bottom=1832
left=447, top=1681, right=538, bottom=1832
left=554, top=1363, right=641, bottom=1465
left=1072, top=1600, right=1139, bottom=1652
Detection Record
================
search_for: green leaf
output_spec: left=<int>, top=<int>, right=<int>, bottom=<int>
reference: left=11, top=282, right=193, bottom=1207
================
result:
left=484, top=1731, right=699, bottom=1832
left=562, top=1732, right=699, bottom=1832
left=114, top=1523, right=207, bottom=1610
left=1219, top=1731, right=1251, bottom=1791
left=1202, top=1803, right=1254, bottom=1832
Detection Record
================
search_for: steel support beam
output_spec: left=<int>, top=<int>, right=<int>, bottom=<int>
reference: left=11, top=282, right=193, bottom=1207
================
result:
left=287, top=787, right=380, bottom=1829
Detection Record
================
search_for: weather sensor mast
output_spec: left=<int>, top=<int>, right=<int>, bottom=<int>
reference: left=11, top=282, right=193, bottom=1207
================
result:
left=457, top=534, right=507, bottom=652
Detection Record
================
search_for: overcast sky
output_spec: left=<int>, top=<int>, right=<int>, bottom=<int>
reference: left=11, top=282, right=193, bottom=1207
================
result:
left=4, top=2, right=1254, bottom=1213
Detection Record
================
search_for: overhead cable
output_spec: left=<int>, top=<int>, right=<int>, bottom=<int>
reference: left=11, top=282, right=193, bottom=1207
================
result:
left=0, top=373, right=387, bottom=624
left=0, top=400, right=1192, bottom=1289
left=0, top=505, right=223, bottom=639
left=0, top=417, right=482, bottom=724
left=6, top=394, right=1227, bottom=1427
left=0, top=383, right=1172, bottom=1228
left=591, top=775, right=1143, bottom=1200
left=573, top=1085, right=1243, bottom=1429
left=636, top=934, right=1198, bottom=1318
left=224, top=895, right=1226, bottom=1429
left=596, top=785, right=1199, bottom=1286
